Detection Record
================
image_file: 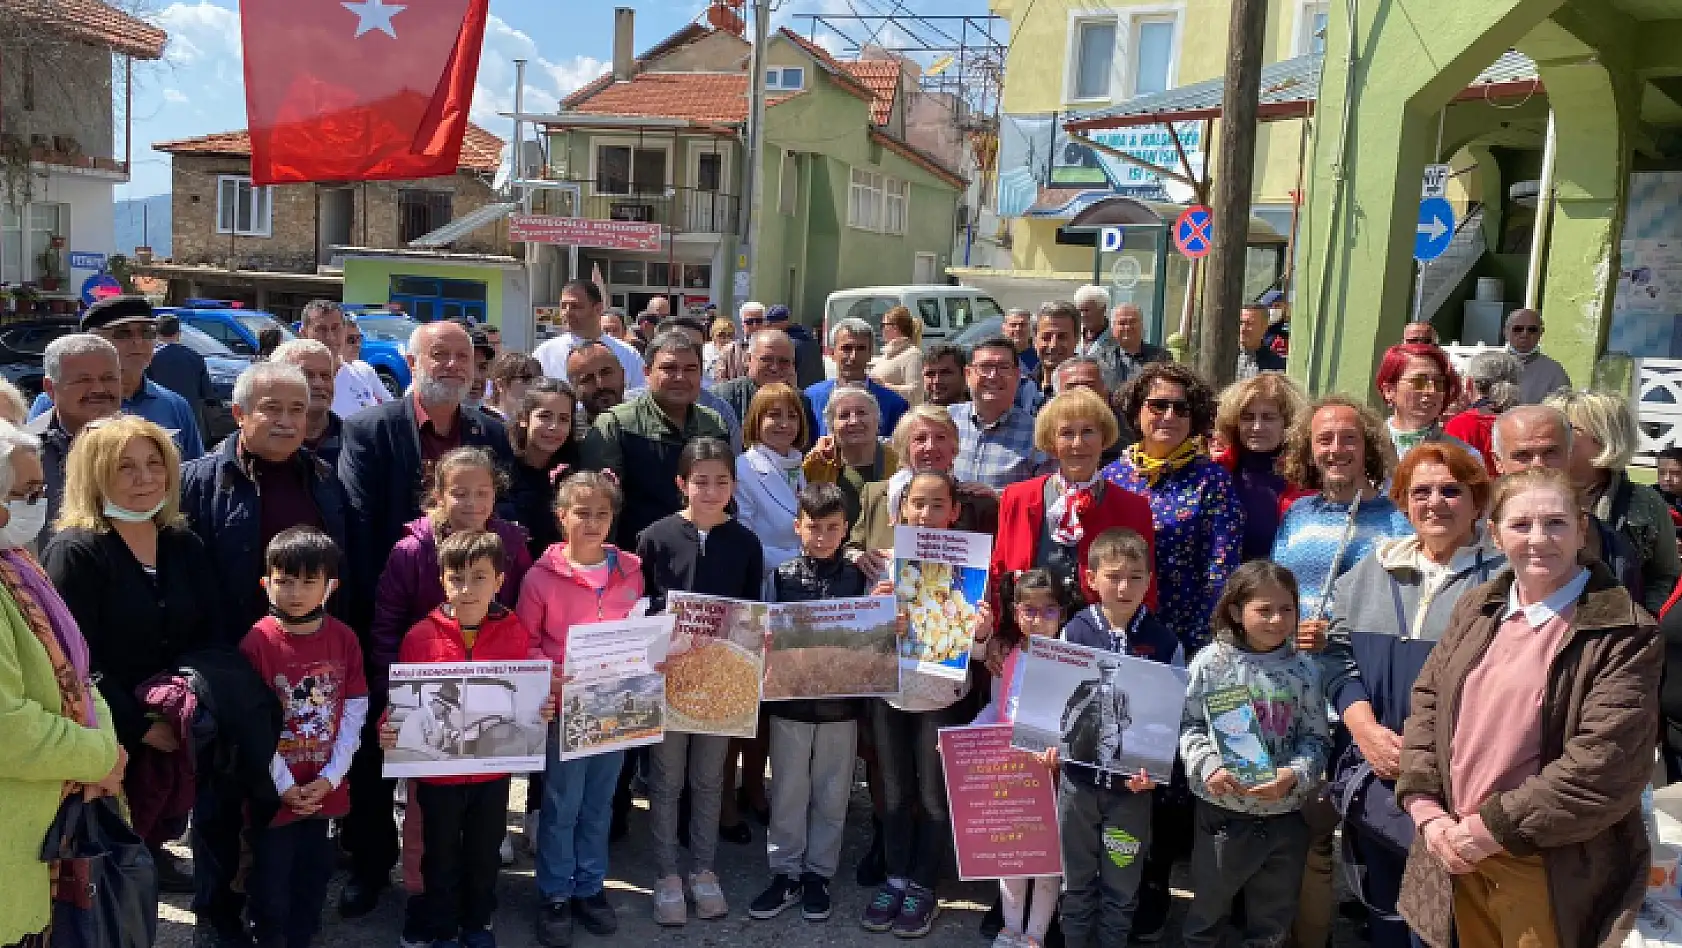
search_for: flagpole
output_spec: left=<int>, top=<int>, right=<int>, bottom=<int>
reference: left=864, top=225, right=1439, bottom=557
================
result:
left=738, top=0, right=771, bottom=307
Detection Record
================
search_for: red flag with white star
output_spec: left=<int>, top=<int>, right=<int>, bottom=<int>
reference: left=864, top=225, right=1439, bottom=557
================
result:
left=239, top=0, right=490, bottom=184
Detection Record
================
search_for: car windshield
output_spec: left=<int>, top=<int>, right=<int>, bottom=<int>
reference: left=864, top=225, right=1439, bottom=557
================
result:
left=237, top=314, right=296, bottom=341
left=354, top=317, right=419, bottom=344
left=175, top=325, right=239, bottom=358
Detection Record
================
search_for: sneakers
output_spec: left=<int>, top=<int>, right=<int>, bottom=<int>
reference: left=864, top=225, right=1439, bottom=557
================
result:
left=535, top=900, right=572, bottom=948
left=749, top=875, right=803, bottom=920
left=891, top=883, right=939, bottom=938
left=653, top=875, right=687, bottom=927
left=689, top=870, right=729, bottom=920
left=572, top=892, right=618, bottom=936
left=861, top=883, right=906, bottom=932
left=991, top=933, right=1027, bottom=948
left=460, top=930, right=496, bottom=948
left=801, top=873, right=832, bottom=922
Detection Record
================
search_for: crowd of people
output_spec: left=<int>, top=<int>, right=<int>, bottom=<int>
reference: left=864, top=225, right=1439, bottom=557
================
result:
left=1, top=284, right=1672, bottom=948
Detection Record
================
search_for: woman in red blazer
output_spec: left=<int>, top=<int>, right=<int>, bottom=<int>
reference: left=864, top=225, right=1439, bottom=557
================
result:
left=991, top=388, right=1157, bottom=610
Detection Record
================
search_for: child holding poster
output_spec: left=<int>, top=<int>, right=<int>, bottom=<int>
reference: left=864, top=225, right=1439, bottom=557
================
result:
left=517, top=471, right=645, bottom=947
left=1177, top=562, right=1330, bottom=948
left=636, top=438, right=764, bottom=925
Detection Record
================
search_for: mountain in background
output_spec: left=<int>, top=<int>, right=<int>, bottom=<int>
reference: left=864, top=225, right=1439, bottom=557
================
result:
left=114, top=195, right=172, bottom=258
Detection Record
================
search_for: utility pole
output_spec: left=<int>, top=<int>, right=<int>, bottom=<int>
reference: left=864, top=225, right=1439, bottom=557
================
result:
left=1196, top=0, right=1268, bottom=386
left=738, top=0, right=772, bottom=307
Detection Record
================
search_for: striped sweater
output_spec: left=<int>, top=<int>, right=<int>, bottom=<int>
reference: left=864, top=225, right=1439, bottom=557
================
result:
left=1270, top=494, right=1414, bottom=618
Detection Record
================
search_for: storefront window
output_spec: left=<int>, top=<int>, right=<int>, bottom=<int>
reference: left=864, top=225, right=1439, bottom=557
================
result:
left=647, top=261, right=671, bottom=288
left=609, top=259, right=644, bottom=286
left=683, top=264, right=711, bottom=289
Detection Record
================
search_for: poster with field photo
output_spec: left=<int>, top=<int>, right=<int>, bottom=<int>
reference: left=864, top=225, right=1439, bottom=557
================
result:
left=664, top=592, right=768, bottom=738
left=763, top=596, right=900, bottom=700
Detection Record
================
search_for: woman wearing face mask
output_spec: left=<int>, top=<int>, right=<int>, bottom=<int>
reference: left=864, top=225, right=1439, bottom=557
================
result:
left=41, top=416, right=220, bottom=892
left=1212, top=373, right=1306, bottom=561
left=0, top=420, right=126, bottom=948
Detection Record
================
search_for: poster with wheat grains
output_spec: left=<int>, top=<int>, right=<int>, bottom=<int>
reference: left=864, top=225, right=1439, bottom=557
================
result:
left=763, top=596, right=901, bottom=700
left=664, top=592, right=767, bottom=738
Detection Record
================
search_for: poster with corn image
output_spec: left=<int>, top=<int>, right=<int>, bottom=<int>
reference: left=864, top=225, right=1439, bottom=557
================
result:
left=664, top=592, right=768, bottom=737
left=893, top=526, right=993, bottom=683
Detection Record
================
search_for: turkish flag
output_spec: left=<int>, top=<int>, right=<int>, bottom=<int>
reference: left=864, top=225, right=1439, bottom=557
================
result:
left=239, top=0, right=490, bottom=185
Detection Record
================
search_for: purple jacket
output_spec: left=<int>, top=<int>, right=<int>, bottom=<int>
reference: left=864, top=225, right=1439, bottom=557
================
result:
left=368, top=516, right=533, bottom=692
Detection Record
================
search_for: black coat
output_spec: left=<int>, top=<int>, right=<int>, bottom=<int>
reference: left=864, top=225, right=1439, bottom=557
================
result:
left=149, top=342, right=215, bottom=438
left=336, top=396, right=512, bottom=629
left=176, top=647, right=283, bottom=803
left=495, top=448, right=576, bottom=561
left=42, top=524, right=223, bottom=750
left=636, top=513, right=763, bottom=613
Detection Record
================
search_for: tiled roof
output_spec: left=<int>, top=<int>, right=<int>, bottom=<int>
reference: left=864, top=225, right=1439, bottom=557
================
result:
left=155, top=122, right=505, bottom=173
left=779, top=28, right=875, bottom=102
left=568, top=72, right=751, bottom=123
left=844, top=60, right=902, bottom=125
left=1, top=0, right=167, bottom=59
left=560, top=23, right=713, bottom=109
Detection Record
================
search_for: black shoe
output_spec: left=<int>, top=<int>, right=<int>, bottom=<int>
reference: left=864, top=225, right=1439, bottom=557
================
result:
left=535, top=900, right=573, bottom=948
left=979, top=895, right=1004, bottom=938
left=152, top=848, right=196, bottom=893
left=801, top=873, right=832, bottom=922
left=572, top=892, right=618, bottom=936
left=338, top=879, right=386, bottom=919
left=1129, top=881, right=1169, bottom=943
left=750, top=874, right=803, bottom=919
left=719, top=821, right=752, bottom=845
left=855, top=820, right=886, bottom=888
left=193, top=923, right=253, bottom=948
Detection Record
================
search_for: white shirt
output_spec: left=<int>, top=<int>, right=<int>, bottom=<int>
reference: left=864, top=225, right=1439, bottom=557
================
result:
left=532, top=332, right=647, bottom=390
left=333, top=360, right=390, bottom=418
left=1503, top=566, right=1591, bottom=629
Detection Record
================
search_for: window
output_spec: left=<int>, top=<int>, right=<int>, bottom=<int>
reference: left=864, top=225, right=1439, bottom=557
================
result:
left=779, top=152, right=798, bottom=215
left=0, top=202, right=69, bottom=284
left=1296, top=1, right=1330, bottom=56
left=1071, top=20, right=1116, bottom=101
left=216, top=176, right=272, bottom=237
left=398, top=190, right=453, bottom=244
left=848, top=168, right=883, bottom=231
left=594, top=143, right=668, bottom=195
left=883, top=178, right=909, bottom=235
left=609, top=260, right=645, bottom=286
left=682, top=264, right=712, bottom=289
left=1131, top=17, right=1176, bottom=96
left=695, top=153, right=723, bottom=194
left=647, top=261, right=671, bottom=288
left=766, top=67, right=806, bottom=91
left=916, top=298, right=942, bottom=329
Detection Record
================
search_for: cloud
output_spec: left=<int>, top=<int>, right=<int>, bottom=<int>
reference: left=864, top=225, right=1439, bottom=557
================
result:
left=471, top=13, right=605, bottom=124
left=161, top=88, right=188, bottom=104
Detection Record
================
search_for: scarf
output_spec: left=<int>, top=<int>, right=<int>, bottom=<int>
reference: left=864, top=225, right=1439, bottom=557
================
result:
left=1507, top=344, right=1541, bottom=366
left=1128, top=437, right=1201, bottom=487
left=1048, top=471, right=1102, bottom=547
left=752, top=442, right=806, bottom=490
left=1388, top=418, right=1442, bottom=458
left=0, top=550, right=95, bottom=730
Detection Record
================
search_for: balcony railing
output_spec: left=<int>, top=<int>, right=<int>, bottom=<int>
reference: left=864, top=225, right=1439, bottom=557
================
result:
left=534, top=179, right=741, bottom=236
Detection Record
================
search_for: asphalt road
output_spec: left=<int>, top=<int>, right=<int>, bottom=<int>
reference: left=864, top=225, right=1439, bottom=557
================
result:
left=156, top=776, right=1366, bottom=948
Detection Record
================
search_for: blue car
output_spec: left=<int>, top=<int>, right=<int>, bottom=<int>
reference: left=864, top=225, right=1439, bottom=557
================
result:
left=343, top=311, right=416, bottom=397
left=160, top=300, right=295, bottom=359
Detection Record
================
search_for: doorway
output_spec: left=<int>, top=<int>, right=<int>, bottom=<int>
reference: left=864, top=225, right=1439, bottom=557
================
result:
left=317, top=187, right=354, bottom=265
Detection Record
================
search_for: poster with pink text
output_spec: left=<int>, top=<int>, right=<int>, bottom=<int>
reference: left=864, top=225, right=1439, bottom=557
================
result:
left=939, top=724, right=1063, bottom=881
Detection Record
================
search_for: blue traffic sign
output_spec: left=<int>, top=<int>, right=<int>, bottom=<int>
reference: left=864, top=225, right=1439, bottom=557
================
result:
left=81, top=272, right=122, bottom=306
left=1174, top=205, right=1213, bottom=259
left=68, top=251, right=106, bottom=271
left=1415, top=197, right=1456, bottom=261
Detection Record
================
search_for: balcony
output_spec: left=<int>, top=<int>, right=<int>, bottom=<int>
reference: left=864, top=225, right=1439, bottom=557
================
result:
left=535, top=179, right=741, bottom=236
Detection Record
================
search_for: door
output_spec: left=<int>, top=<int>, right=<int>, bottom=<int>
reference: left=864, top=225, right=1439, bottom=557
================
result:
left=687, top=147, right=726, bottom=233
left=317, top=187, right=354, bottom=265
left=912, top=252, right=937, bottom=284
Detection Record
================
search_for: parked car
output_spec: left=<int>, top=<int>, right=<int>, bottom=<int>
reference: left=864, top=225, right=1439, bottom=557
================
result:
left=161, top=301, right=295, bottom=358
left=346, top=312, right=417, bottom=396
left=822, top=286, right=1005, bottom=350
left=948, top=316, right=1005, bottom=351
left=173, top=324, right=249, bottom=445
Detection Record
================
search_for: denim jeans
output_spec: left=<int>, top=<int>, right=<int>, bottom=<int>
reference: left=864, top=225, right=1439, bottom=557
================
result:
left=537, top=725, right=625, bottom=902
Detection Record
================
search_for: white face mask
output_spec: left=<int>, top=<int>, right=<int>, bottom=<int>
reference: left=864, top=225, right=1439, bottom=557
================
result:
left=0, top=498, right=48, bottom=549
left=103, top=498, right=165, bottom=523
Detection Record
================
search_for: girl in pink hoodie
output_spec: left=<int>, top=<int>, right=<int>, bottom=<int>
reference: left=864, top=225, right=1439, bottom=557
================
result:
left=517, top=471, right=645, bottom=945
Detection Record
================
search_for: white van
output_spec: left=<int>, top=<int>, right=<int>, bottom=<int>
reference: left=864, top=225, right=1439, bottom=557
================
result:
left=822, top=285, right=1006, bottom=349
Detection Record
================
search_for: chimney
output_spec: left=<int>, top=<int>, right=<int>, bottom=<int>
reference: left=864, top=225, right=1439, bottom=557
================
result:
left=612, top=8, right=635, bottom=82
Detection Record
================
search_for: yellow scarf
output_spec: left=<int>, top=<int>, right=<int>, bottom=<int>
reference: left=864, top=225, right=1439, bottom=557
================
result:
left=1128, top=437, right=1202, bottom=487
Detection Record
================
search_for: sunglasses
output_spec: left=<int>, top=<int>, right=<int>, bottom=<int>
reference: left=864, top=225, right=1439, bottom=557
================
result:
left=106, top=325, right=158, bottom=342
left=742, top=317, right=766, bottom=327
left=1408, top=483, right=1466, bottom=502
left=1144, top=397, right=1191, bottom=417
left=1509, top=326, right=1542, bottom=334
left=1015, top=604, right=1062, bottom=622
left=1399, top=375, right=1446, bottom=391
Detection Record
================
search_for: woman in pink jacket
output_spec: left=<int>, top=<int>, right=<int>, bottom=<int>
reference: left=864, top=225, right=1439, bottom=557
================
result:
left=517, top=471, right=645, bottom=946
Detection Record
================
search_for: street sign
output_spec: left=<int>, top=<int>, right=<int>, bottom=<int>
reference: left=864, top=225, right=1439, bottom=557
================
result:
left=1100, top=227, right=1124, bottom=253
left=1421, top=164, right=1451, bottom=199
left=80, top=272, right=122, bottom=305
left=1109, top=255, right=1142, bottom=290
left=508, top=215, right=662, bottom=251
left=69, top=251, right=106, bottom=270
left=1173, top=205, right=1214, bottom=259
left=1415, top=197, right=1456, bottom=261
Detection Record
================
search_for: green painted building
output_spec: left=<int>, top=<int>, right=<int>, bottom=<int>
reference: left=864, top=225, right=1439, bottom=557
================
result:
left=523, top=12, right=967, bottom=326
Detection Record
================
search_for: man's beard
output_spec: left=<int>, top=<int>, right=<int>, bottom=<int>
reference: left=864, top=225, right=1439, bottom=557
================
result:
left=584, top=389, right=623, bottom=418
left=415, top=377, right=470, bottom=406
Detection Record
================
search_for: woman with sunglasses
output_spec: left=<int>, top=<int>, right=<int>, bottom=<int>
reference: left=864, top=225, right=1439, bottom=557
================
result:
left=1319, top=442, right=1497, bottom=948
left=1375, top=343, right=1478, bottom=463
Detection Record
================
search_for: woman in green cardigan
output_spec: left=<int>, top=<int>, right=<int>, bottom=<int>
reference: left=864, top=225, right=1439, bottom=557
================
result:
left=0, top=420, right=124, bottom=947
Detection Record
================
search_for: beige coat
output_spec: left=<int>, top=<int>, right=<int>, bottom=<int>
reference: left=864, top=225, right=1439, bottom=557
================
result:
left=871, top=338, right=924, bottom=405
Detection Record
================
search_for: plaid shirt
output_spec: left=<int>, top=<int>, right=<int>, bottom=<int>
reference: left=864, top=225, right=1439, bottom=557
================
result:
left=951, top=401, right=1047, bottom=491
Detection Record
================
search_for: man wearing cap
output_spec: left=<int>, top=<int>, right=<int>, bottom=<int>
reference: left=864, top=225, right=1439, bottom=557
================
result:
left=768, top=303, right=826, bottom=389
left=532, top=280, right=648, bottom=391
left=31, top=296, right=204, bottom=459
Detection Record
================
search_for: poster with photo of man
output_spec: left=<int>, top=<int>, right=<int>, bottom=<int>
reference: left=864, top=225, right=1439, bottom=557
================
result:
left=384, top=660, right=552, bottom=778
left=1011, top=636, right=1186, bottom=781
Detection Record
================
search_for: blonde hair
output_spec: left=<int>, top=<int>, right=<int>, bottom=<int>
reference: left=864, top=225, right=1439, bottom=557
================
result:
left=0, top=378, right=28, bottom=426
left=1033, top=387, right=1120, bottom=455
left=1215, top=373, right=1306, bottom=453
left=890, top=404, right=958, bottom=463
left=743, top=382, right=811, bottom=451
left=882, top=305, right=922, bottom=345
left=1544, top=389, right=1637, bottom=470
left=55, top=416, right=182, bottom=532
left=709, top=317, right=736, bottom=341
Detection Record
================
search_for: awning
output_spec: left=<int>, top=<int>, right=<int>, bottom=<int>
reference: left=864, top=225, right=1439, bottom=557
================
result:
left=409, top=202, right=521, bottom=249
left=1064, top=49, right=1541, bottom=131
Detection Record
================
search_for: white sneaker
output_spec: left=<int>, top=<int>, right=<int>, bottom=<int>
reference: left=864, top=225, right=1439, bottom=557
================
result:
left=689, top=870, right=728, bottom=920
left=654, top=874, right=688, bottom=926
left=991, top=933, right=1026, bottom=948
left=500, top=831, right=515, bottom=866
left=522, top=810, right=540, bottom=854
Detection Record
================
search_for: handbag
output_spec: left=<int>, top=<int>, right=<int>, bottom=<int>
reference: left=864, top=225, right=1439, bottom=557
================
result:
left=38, top=796, right=159, bottom=948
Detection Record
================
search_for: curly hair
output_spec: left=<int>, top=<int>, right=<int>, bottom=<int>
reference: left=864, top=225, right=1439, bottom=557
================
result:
left=1214, top=373, right=1307, bottom=455
left=1116, top=362, right=1217, bottom=441
left=1277, top=395, right=1396, bottom=491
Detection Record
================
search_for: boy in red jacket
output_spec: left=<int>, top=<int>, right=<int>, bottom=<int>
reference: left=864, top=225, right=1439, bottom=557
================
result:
left=381, top=531, right=555, bottom=948
left=240, top=527, right=367, bottom=948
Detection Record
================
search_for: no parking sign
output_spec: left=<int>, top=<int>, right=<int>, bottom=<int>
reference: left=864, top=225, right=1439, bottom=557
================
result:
left=1174, top=205, right=1213, bottom=259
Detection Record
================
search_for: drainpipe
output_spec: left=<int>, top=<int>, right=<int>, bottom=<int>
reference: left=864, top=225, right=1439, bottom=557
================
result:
left=1524, top=110, right=1557, bottom=310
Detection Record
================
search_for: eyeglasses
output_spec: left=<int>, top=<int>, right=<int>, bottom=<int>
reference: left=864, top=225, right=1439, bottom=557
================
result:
left=1015, top=604, right=1062, bottom=622
left=1408, top=483, right=1466, bottom=502
left=1399, top=375, right=1446, bottom=391
left=1509, top=326, right=1542, bottom=335
left=106, top=325, right=158, bottom=342
left=742, top=317, right=766, bottom=327
left=970, top=361, right=1016, bottom=377
left=1144, top=397, right=1191, bottom=417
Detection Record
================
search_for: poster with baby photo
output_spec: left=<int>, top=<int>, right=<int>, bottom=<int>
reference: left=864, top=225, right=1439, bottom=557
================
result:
left=1011, top=636, right=1186, bottom=782
left=892, top=525, right=992, bottom=682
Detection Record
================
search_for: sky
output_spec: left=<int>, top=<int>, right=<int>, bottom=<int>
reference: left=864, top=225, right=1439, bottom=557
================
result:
left=120, top=0, right=995, bottom=200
